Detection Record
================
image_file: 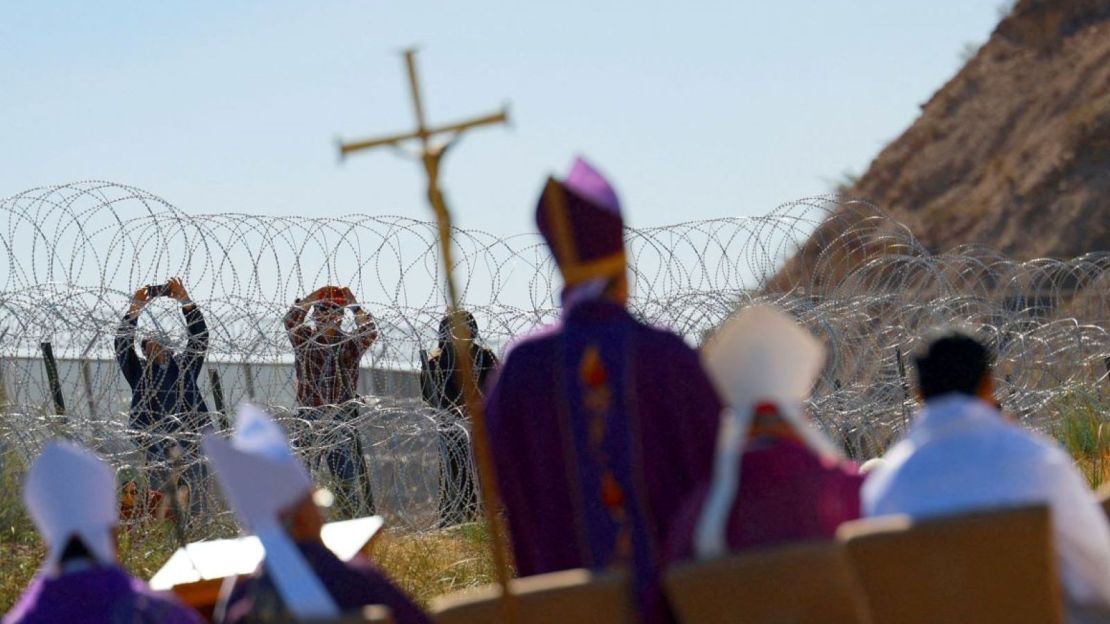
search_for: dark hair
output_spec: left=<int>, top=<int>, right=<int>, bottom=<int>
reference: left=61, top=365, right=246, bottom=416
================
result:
left=438, top=310, right=479, bottom=345
left=912, top=328, right=993, bottom=399
left=59, top=534, right=95, bottom=563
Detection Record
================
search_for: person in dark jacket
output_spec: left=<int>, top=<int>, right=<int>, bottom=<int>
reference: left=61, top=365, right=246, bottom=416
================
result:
left=420, top=310, right=498, bottom=527
left=114, top=277, right=210, bottom=510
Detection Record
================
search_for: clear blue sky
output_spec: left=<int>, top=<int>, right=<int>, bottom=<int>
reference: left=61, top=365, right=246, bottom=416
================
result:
left=1, top=1, right=1004, bottom=236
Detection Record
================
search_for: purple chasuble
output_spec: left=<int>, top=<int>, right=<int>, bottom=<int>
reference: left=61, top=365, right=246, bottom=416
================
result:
left=666, top=436, right=863, bottom=562
left=218, top=540, right=429, bottom=624
left=484, top=300, right=722, bottom=623
left=3, top=565, right=203, bottom=624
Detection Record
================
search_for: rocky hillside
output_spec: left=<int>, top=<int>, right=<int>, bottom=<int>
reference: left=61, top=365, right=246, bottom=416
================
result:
left=772, top=0, right=1110, bottom=291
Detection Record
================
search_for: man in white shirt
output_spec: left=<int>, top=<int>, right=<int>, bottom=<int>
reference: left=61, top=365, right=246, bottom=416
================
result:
left=863, top=329, right=1110, bottom=612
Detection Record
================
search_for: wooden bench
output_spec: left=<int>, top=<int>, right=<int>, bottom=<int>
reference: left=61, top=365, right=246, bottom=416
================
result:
left=838, top=505, right=1062, bottom=624
left=430, top=568, right=631, bottom=624
left=664, top=539, right=871, bottom=623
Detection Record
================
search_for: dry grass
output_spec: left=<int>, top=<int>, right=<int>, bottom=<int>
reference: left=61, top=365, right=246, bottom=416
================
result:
left=0, top=539, right=43, bottom=612
left=0, top=437, right=494, bottom=612
left=1, top=515, right=495, bottom=613
left=372, top=523, right=498, bottom=607
left=1050, top=388, right=1110, bottom=489
left=0, top=451, right=40, bottom=612
left=0, top=517, right=182, bottom=612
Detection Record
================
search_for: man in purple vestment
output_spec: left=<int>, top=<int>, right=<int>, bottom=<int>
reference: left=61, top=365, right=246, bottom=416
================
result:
left=4, top=441, right=202, bottom=624
left=666, top=305, right=862, bottom=562
left=205, top=404, right=429, bottom=624
left=483, top=157, right=722, bottom=623
left=219, top=537, right=429, bottom=624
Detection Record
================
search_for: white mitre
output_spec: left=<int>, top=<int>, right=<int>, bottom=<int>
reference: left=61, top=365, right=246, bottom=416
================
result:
left=694, top=304, right=842, bottom=560
left=703, top=304, right=824, bottom=413
left=24, top=440, right=118, bottom=574
left=204, top=402, right=313, bottom=530
left=202, top=402, right=339, bottom=619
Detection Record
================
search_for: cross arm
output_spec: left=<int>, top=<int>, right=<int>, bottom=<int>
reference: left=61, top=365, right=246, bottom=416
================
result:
left=338, top=106, right=509, bottom=159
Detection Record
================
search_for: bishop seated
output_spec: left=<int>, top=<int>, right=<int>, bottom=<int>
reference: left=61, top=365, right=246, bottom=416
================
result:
left=666, top=305, right=863, bottom=563
left=202, top=403, right=429, bottom=624
left=3, top=441, right=203, bottom=624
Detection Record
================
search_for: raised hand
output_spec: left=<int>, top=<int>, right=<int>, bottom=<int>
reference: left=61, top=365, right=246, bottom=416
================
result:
left=167, top=277, right=190, bottom=302
left=127, top=286, right=150, bottom=316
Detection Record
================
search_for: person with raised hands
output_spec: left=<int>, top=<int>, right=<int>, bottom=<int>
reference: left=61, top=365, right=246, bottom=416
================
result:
left=285, top=284, right=378, bottom=515
left=114, top=276, right=211, bottom=511
left=204, top=403, right=428, bottom=624
left=3, top=440, right=203, bottom=624
left=665, top=304, right=863, bottom=562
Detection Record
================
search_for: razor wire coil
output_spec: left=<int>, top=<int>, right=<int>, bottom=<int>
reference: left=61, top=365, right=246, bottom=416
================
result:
left=0, top=180, right=1107, bottom=536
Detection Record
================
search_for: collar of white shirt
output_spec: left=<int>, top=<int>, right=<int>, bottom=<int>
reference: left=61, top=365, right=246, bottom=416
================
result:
left=910, top=393, right=1002, bottom=441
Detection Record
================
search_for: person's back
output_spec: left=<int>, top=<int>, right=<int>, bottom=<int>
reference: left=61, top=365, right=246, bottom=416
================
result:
left=219, top=541, right=428, bottom=624
left=863, top=330, right=1110, bottom=611
left=668, top=436, right=862, bottom=560
left=204, top=404, right=428, bottom=624
left=484, top=158, right=721, bottom=623
left=7, top=562, right=201, bottom=624
left=866, top=395, right=1068, bottom=517
left=490, top=299, right=720, bottom=573
left=665, top=306, right=861, bottom=563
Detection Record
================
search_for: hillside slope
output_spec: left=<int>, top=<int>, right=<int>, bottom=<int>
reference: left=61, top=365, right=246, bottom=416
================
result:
left=772, top=0, right=1110, bottom=291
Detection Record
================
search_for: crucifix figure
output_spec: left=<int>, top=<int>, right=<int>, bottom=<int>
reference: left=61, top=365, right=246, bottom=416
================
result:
left=337, top=48, right=518, bottom=621
left=338, top=49, right=508, bottom=319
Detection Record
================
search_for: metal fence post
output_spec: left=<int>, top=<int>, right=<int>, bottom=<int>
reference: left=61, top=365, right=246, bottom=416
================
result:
left=40, top=341, right=66, bottom=416
left=208, top=367, right=230, bottom=430
left=81, top=359, right=97, bottom=417
left=242, top=361, right=255, bottom=400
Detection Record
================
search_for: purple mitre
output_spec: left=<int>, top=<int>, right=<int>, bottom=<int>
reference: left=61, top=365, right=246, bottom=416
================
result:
left=564, top=157, right=621, bottom=214
left=535, top=157, right=626, bottom=287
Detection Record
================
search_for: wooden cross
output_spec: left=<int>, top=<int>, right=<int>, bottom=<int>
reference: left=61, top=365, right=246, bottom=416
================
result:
left=338, top=48, right=508, bottom=217
left=337, top=48, right=509, bottom=322
left=337, top=48, right=518, bottom=621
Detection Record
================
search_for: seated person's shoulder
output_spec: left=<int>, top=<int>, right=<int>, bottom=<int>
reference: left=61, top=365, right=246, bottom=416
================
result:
left=751, top=439, right=862, bottom=484
left=993, top=421, right=1071, bottom=462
